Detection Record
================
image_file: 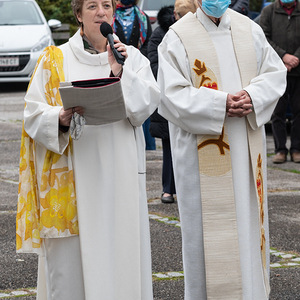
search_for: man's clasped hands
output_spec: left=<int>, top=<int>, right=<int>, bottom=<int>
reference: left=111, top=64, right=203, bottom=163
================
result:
left=226, top=90, right=253, bottom=118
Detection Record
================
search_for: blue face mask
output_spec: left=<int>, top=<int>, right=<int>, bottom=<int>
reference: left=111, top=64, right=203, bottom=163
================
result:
left=120, top=0, right=135, bottom=5
left=281, top=0, right=294, bottom=4
left=200, top=0, right=231, bottom=18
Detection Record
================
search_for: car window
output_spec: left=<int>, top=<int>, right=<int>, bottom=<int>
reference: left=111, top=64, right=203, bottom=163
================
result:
left=0, top=1, right=43, bottom=25
left=142, top=0, right=176, bottom=10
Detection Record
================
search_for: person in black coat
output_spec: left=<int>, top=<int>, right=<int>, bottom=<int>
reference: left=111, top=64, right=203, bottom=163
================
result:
left=149, top=1, right=198, bottom=203
left=229, top=0, right=249, bottom=16
left=149, top=5, right=176, bottom=203
left=113, top=0, right=156, bottom=150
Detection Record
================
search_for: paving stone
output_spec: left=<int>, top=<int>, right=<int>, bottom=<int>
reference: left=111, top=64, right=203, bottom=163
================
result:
left=291, top=257, right=300, bottom=262
left=270, top=263, right=282, bottom=268
left=153, top=274, right=169, bottom=278
left=11, top=291, right=28, bottom=295
left=167, top=272, right=183, bottom=277
left=2, top=297, right=35, bottom=300
left=272, top=252, right=285, bottom=257
left=160, top=218, right=169, bottom=222
left=165, top=220, right=179, bottom=225
left=149, top=214, right=161, bottom=219
left=284, top=263, right=299, bottom=267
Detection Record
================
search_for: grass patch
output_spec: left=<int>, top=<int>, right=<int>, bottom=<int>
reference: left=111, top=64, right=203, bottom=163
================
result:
left=268, top=166, right=300, bottom=174
left=153, top=276, right=184, bottom=281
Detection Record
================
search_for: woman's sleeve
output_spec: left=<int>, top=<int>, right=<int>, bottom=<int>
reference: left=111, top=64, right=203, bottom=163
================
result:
left=121, top=46, right=160, bottom=127
left=24, top=53, right=69, bottom=154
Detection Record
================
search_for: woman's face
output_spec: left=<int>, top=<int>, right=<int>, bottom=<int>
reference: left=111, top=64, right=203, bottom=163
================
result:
left=77, top=0, right=114, bottom=38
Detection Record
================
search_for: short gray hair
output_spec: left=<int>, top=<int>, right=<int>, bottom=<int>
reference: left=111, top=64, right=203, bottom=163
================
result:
left=71, top=0, right=116, bottom=25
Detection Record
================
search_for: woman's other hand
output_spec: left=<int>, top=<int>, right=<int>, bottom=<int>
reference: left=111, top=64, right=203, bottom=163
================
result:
left=59, top=106, right=84, bottom=127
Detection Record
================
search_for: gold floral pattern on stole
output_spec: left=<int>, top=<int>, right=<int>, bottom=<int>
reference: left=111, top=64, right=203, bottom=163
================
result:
left=193, top=59, right=218, bottom=90
left=256, top=154, right=266, bottom=269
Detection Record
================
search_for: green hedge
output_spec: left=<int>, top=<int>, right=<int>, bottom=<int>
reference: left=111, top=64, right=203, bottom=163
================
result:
left=37, top=0, right=79, bottom=38
left=249, top=0, right=275, bottom=13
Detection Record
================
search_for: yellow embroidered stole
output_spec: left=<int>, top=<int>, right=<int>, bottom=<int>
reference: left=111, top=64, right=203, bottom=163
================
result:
left=171, top=9, right=269, bottom=298
left=16, top=46, right=79, bottom=254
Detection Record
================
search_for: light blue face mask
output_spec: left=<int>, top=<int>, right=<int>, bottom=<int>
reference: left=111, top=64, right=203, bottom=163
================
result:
left=200, top=0, right=231, bottom=18
left=281, top=0, right=295, bottom=4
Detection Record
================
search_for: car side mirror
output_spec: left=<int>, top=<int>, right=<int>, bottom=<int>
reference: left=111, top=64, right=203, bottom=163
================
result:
left=48, top=19, right=61, bottom=30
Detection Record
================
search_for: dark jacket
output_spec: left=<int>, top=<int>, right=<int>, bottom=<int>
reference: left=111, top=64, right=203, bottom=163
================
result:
left=148, top=6, right=175, bottom=140
left=229, top=0, right=249, bottom=15
left=114, top=13, right=152, bottom=57
left=259, top=0, right=300, bottom=77
left=148, top=6, right=175, bottom=79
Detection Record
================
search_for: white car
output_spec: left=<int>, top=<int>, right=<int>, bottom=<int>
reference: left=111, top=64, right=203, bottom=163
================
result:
left=0, top=0, right=61, bottom=82
left=138, top=0, right=176, bottom=29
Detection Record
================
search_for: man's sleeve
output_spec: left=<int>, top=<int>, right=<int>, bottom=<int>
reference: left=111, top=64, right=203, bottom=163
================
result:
left=157, top=30, right=227, bottom=135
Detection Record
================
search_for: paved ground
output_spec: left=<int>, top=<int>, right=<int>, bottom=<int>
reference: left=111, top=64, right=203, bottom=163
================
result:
left=0, top=83, right=300, bottom=299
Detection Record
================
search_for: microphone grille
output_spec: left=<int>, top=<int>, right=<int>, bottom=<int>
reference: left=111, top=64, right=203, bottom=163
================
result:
left=100, top=22, right=113, bottom=37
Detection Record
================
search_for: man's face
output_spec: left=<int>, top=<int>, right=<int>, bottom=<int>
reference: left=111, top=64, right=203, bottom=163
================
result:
left=284, top=1, right=295, bottom=8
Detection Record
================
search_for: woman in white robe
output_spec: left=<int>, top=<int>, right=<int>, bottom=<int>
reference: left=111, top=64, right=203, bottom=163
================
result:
left=17, top=0, right=160, bottom=299
left=157, top=6, right=286, bottom=300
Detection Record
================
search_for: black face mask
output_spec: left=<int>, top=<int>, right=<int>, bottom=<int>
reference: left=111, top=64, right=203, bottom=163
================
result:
left=120, top=0, right=135, bottom=5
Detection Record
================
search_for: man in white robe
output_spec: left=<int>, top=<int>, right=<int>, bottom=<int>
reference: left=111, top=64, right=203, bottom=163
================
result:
left=157, top=1, right=286, bottom=299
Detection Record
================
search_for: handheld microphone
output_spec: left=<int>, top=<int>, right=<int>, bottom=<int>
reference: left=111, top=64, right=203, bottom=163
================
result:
left=100, top=22, right=125, bottom=65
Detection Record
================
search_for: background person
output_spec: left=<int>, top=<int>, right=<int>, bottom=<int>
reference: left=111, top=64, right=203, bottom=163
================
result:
left=113, top=0, right=152, bottom=57
left=149, top=5, right=176, bottom=203
left=173, top=0, right=199, bottom=19
left=260, top=0, right=300, bottom=164
left=229, top=0, right=249, bottom=15
left=157, top=0, right=286, bottom=298
left=16, top=0, right=160, bottom=299
left=148, top=0, right=198, bottom=203
left=113, top=0, right=155, bottom=150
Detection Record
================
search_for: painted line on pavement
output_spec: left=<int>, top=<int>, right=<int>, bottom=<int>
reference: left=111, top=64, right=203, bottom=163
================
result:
left=0, top=178, right=19, bottom=185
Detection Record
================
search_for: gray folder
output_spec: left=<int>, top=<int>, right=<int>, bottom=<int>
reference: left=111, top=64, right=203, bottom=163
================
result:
left=59, top=78, right=126, bottom=125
